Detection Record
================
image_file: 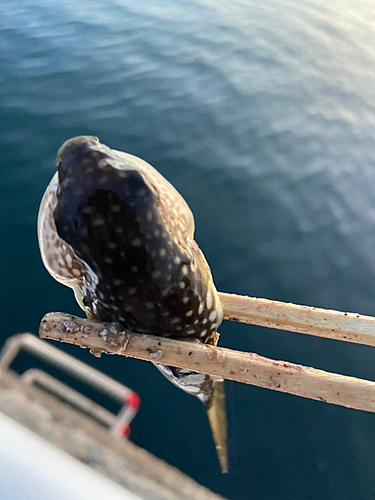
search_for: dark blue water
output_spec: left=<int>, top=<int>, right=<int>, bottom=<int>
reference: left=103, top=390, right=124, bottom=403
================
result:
left=2, top=0, right=375, bottom=498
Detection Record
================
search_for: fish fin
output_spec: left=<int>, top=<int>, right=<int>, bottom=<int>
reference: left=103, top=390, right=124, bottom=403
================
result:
left=73, top=287, right=98, bottom=320
left=153, top=364, right=228, bottom=472
left=205, top=376, right=228, bottom=473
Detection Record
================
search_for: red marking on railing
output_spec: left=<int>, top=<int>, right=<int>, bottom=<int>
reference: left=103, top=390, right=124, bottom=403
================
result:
left=120, top=424, right=131, bottom=438
left=127, top=392, right=141, bottom=411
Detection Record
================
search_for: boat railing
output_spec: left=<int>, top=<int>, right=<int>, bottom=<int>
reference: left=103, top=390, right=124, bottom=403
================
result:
left=0, top=333, right=140, bottom=437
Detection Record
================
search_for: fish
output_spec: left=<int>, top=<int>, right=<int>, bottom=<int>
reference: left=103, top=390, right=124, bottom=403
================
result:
left=37, top=135, right=228, bottom=472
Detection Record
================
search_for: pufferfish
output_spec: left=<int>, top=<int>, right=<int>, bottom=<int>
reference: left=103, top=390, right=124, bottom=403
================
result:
left=37, top=136, right=227, bottom=472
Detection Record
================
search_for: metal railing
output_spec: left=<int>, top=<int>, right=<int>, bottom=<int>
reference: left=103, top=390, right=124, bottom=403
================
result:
left=0, top=333, right=140, bottom=437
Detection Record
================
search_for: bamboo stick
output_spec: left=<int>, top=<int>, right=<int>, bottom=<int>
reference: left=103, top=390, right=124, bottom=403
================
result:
left=40, top=312, right=375, bottom=414
left=219, top=292, right=375, bottom=347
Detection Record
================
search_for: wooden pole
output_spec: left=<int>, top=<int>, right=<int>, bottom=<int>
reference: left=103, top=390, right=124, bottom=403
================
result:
left=219, top=292, right=375, bottom=347
left=40, top=312, right=375, bottom=414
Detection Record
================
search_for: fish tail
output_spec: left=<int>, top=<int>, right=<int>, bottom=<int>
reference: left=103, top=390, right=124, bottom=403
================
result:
left=205, top=376, right=228, bottom=473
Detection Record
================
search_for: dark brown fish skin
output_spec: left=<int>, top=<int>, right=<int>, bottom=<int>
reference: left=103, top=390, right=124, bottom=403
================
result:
left=52, top=136, right=228, bottom=472
left=54, top=137, right=220, bottom=339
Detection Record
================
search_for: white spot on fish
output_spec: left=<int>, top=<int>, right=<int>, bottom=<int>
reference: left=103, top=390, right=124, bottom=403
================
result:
left=206, top=290, right=212, bottom=309
left=185, top=310, right=193, bottom=317
left=98, top=159, right=108, bottom=169
left=93, top=216, right=104, bottom=226
left=209, top=311, right=217, bottom=322
left=159, top=248, right=166, bottom=257
left=99, top=176, right=109, bottom=185
left=128, top=287, right=136, bottom=295
left=131, top=238, right=141, bottom=247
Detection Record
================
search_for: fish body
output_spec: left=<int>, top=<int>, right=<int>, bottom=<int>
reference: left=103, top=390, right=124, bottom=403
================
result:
left=38, top=136, right=227, bottom=471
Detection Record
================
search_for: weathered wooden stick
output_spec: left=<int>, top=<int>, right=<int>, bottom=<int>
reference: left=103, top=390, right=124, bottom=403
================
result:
left=219, top=292, right=375, bottom=347
left=40, top=312, right=375, bottom=414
